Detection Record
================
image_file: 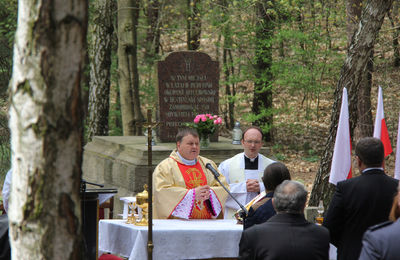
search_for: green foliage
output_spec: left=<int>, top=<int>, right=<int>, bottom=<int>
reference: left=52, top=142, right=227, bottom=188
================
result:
left=138, top=64, right=157, bottom=109
left=244, top=105, right=275, bottom=134
left=302, top=148, right=320, bottom=162
left=0, top=0, right=17, bottom=96
left=220, top=0, right=345, bottom=133
left=0, top=0, right=17, bottom=47
left=271, top=24, right=344, bottom=120
left=294, top=178, right=305, bottom=185
left=302, top=155, right=320, bottom=163
left=108, top=53, right=122, bottom=136
left=108, top=106, right=123, bottom=136
left=0, top=108, right=10, bottom=179
left=274, top=153, right=287, bottom=161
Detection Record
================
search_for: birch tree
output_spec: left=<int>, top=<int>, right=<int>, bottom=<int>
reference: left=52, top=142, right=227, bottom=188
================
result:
left=346, top=0, right=374, bottom=139
left=309, top=0, right=394, bottom=206
left=8, top=0, right=87, bottom=258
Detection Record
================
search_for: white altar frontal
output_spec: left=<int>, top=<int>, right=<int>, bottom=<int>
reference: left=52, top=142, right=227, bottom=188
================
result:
left=99, top=219, right=243, bottom=260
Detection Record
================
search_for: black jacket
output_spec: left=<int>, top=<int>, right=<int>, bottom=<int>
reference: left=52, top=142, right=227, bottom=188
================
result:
left=239, top=213, right=330, bottom=260
left=0, top=214, right=10, bottom=260
left=323, top=169, right=398, bottom=260
left=244, top=192, right=275, bottom=230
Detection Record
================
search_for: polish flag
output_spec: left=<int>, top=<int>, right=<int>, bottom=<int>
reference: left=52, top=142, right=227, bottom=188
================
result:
left=329, top=87, right=352, bottom=185
left=394, top=113, right=400, bottom=180
left=373, top=86, right=392, bottom=157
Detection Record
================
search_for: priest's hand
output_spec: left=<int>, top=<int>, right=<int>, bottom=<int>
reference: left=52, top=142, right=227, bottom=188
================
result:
left=195, top=185, right=210, bottom=201
left=246, top=179, right=260, bottom=192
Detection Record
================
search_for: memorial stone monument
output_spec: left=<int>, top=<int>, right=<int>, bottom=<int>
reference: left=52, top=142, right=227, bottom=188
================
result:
left=157, top=51, right=219, bottom=142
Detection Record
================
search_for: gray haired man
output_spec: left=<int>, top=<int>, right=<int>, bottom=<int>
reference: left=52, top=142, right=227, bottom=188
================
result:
left=239, top=180, right=330, bottom=260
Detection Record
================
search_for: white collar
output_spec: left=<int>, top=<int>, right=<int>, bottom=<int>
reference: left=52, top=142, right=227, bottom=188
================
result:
left=362, top=167, right=384, bottom=173
left=176, top=151, right=197, bottom=166
left=244, top=153, right=258, bottom=162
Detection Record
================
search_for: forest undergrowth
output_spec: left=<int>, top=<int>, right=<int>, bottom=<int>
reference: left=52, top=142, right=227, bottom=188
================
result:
left=243, top=63, right=400, bottom=193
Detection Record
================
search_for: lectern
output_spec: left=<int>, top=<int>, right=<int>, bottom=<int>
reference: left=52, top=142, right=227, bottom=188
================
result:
left=81, top=184, right=117, bottom=260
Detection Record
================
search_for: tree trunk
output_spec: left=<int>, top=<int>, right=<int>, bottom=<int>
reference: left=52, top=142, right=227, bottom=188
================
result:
left=388, top=1, right=400, bottom=67
left=187, top=0, right=202, bottom=50
left=8, top=0, right=87, bottom=258
left=228, top=50, right=235, bottom=130
left=223, top=48, right=235, bottom=129
left=347, top=0, right=373, bottom=139
left=252, top=0, right=274, bottom=142
left=117, top=0, right=144, bottom=136
left=220, top=0, right=235, bottom=130
left=131, top=0, right=144, bottom=135
left=322, top=0, right=333, bottom=49
left=144, top=0, right=160, bottom=63
left=296, top=2, right=305, bottom=50
left=356, top=51, right=374, bottom=138
left=346, top=0, right=363, bottom=46
left=309, top=0, right=394, bottom=206
left=87, top=0, right=116, bottom=140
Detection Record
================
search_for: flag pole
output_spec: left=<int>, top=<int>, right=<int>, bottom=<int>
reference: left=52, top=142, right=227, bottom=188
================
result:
left=373, top=86, right=392, bottom=157
left=394, top=113, right=400, bottom=180
left=329, top=87, right=352, bottom=185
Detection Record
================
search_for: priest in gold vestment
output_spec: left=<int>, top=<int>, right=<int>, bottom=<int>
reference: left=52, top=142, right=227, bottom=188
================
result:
left=153, top=128, right=228, bottom=219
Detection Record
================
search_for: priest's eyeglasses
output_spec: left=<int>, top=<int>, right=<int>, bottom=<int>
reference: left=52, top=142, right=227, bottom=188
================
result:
left=244, top=140, right=262, bottom=145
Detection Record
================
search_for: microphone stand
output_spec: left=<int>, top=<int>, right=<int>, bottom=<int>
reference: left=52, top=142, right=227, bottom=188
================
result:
left=210, top=170, right=248, bottom=228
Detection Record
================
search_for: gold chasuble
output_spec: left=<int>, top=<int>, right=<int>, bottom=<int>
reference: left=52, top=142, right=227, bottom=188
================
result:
left=176, top=160, right=211, bottom=219
left=153, top=150, right=229, bottom=219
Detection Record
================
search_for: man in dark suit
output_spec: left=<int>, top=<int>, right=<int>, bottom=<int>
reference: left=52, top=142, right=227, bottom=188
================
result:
left=323, top=137, right=398, bottom=260
left=358, top=183, right=400, bottom=260
left=243, top=162, right=291, bottom=229
left=239, top=180, right=330, bottom=260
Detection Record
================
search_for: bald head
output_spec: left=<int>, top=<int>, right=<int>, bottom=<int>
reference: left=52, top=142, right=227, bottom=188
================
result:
left=273, top=180, right=308, bottom=214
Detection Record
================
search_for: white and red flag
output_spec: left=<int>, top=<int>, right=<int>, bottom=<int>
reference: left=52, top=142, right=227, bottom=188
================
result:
left=329, top=87, right=352, bottom=185
left=394, top=113, right=400, bottom=180
left=373, top=86, right=392, bottom=157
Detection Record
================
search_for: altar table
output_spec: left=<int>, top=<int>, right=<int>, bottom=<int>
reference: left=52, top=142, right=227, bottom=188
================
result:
left=99, top=219, right=243, bottom=260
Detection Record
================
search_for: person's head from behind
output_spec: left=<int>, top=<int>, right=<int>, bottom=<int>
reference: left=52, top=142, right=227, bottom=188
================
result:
left=241, top=126, right=263, bottom=159
left=262, top=162, right=291, bottom=192
left=272, top=180, right=308, bottom=214
left=355, top=137, right=384, bottom=169
left=176, top=128, right=200, bottom=161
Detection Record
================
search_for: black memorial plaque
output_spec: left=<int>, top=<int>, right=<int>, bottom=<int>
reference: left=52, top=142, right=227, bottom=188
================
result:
left=157, top=51, right=219, bottom=142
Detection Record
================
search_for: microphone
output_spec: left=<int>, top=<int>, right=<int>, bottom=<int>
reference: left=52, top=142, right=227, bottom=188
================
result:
left=81, top=179, right=104, bottom=188
left=205, top=163, right=220, bottom=178
left=205, top=162, right=248, bottom=221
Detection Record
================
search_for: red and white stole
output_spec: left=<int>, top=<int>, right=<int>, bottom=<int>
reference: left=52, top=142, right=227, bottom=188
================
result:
left=176, top=161, right=212, bottom=219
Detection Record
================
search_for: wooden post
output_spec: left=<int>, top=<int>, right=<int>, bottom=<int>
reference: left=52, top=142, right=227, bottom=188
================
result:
left=144, top=109, right=159, bottom=260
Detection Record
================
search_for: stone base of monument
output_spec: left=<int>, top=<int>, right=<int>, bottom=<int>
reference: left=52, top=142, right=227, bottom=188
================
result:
left=82, top=136, right=272, bottom=218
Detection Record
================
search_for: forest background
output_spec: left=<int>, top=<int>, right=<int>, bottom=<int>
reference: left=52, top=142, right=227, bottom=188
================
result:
left=0, top=0, right=399, bottom=205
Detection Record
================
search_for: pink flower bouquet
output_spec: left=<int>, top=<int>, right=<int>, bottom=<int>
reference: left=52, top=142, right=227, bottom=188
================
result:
left=188, top=113, right=223, bottom=138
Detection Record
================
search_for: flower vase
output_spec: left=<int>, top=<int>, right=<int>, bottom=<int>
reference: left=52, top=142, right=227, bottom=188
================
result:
left=200, top=134, right=210, bottom=148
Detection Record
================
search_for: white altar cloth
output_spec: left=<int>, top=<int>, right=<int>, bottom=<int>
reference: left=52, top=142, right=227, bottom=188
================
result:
left=99, top=219, right=243, bottom=260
